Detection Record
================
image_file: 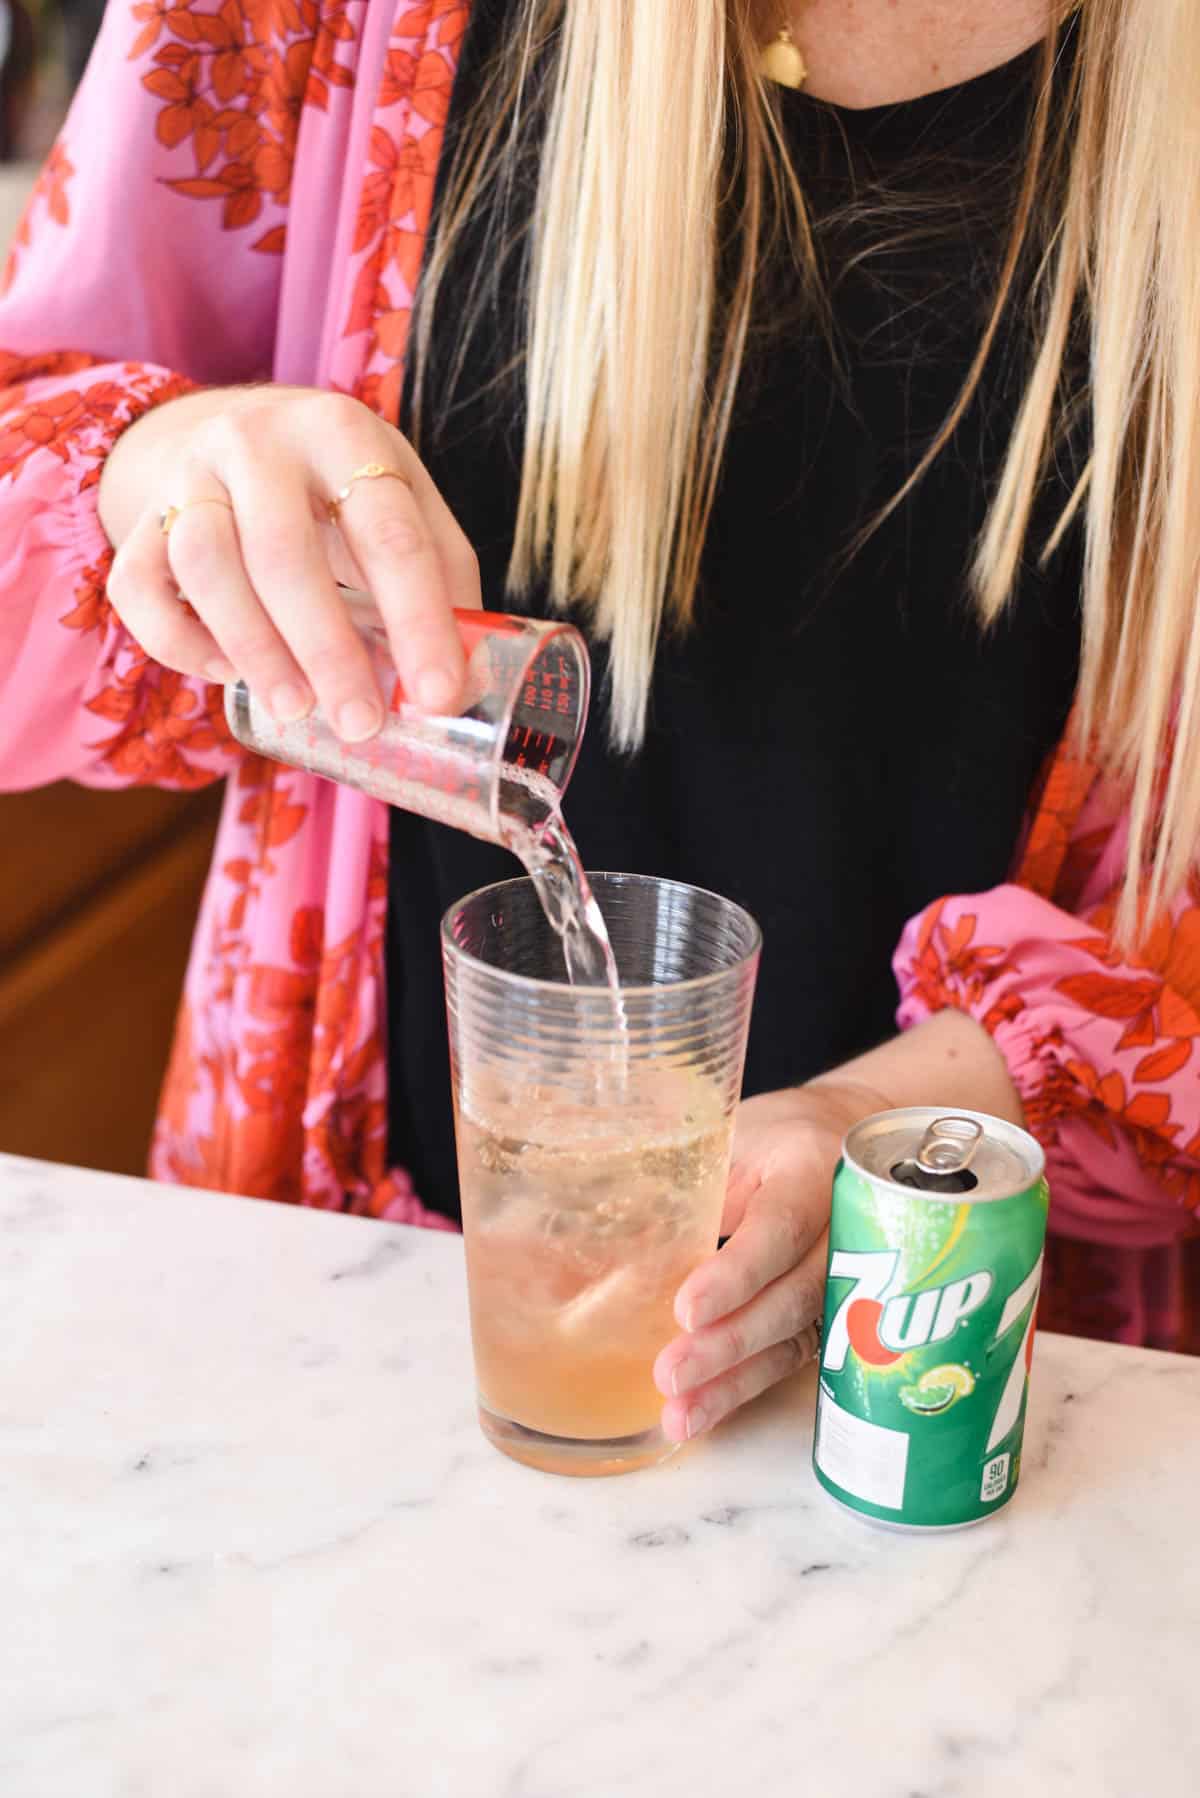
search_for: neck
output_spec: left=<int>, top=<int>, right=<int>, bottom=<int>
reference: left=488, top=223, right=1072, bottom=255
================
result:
left=782, top=0, right=1058, bottom=109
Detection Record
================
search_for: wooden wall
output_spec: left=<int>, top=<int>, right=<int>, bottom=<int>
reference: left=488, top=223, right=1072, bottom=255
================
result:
left=0, top=783, right=222, bottom=1175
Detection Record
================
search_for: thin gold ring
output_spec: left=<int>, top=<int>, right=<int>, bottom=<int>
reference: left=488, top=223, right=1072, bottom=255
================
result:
left=327, top=462, right=413, bottom=523
left=160, top=497, right=235, bottom=537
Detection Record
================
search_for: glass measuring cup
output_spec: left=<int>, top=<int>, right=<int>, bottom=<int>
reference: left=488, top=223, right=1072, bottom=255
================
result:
left=224, top=589, right=591, bottom=844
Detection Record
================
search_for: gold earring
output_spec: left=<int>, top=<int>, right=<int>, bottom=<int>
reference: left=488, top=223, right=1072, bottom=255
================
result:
left=760, top=21, right=808, bottom=90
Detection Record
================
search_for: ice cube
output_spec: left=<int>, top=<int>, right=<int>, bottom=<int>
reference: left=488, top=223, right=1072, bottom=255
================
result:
left=590, top=1192, right=642, bottom=1239
left=648, top=1192, right=689, bottom=1239
left=475, top=1133, right=527, bottom=1176
left=541, top=1205, right=584, bottom=1240
left=639, top=1128, right=725, bottom=1187
left=554, top=1267, right=639, bottom=1337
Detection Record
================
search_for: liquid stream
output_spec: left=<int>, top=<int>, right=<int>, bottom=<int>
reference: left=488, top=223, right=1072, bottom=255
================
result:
left=499, top=764, right=624, bottom=1034
left=513, top=812, right=620, bottom=990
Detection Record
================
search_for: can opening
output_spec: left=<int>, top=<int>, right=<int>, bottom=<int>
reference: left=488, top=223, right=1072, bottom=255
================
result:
left=888, top=1159, right=979, bottom=1194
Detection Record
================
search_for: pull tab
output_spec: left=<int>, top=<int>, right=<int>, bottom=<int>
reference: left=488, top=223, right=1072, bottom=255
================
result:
left=915, top=1116, right=983, bottom=1177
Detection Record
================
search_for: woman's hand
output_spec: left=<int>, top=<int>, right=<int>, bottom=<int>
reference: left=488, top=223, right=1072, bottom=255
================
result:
left=655, top=1009, right=1024, bottom=1443
left=99, top=384, right=481, bottom=738
left=653, top=1078, right=888, bottom=1443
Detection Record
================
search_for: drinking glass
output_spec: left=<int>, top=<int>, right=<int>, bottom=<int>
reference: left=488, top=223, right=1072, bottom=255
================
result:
left=224, top=589, right=590, bottom=842
left=443, top=873, right=761, bottom=1476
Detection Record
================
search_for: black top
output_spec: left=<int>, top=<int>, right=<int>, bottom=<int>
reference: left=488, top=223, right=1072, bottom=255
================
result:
left=386, top=9, right=1083, bottom=1223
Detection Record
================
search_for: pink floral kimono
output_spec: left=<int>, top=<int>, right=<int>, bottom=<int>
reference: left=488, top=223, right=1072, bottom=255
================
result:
left=0, top=0, right=1197, bottom=1346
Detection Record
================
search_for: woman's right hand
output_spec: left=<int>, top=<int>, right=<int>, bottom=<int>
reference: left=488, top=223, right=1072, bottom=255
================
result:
left=99, top=384, right=482, bottom=740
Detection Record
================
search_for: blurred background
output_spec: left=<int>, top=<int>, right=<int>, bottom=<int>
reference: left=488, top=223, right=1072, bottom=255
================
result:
left=0, top=2, right=225, bottom=1176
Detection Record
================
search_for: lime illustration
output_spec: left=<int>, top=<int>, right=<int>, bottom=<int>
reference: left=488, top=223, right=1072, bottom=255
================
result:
left=899, top=1363, right=975, bottom=1416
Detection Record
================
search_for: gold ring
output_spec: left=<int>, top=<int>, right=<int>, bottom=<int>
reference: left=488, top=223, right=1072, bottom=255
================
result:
left=160, top=498, right=235, bottom=537
left=327, top=462, right=413, bottom=523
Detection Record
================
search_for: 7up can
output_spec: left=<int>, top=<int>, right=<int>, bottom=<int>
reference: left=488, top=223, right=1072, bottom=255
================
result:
left=813, top=1108, right=1048, bottom=1530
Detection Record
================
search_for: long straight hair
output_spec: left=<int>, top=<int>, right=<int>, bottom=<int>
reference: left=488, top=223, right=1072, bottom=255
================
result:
left=415, top=0, right=1200, bottom=940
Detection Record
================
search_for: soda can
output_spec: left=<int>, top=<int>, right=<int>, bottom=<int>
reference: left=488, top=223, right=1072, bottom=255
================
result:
left=813, top=1107, right=1048, bottom=1531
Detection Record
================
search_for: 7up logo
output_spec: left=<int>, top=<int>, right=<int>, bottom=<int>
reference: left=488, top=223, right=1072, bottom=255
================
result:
left=824, top=1249, right=1043, bottom=1455
left=824, top=1251, right=994, bottom=1371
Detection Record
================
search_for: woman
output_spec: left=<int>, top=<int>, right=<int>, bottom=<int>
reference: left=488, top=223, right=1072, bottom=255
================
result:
left=1, top=0, right=1197, bottom=1446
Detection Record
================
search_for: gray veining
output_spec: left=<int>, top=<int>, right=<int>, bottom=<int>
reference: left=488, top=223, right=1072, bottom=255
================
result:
left=2, top=1151, right=1198, bottom=1798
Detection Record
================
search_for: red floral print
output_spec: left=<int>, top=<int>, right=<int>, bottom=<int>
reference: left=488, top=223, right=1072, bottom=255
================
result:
left=59, top=559, right=115, bottom=637
left=343, top=1, right=465, bottom=422
left=899, top=718, right=1200, bottom=1284
left=306, top=0, right=357, bottom=109
left=134, top=0, right=359, bottom=250
left=2, top=143, right=75, bottom=295
left=1015, top=735, right=1105, bottom=904
left=0, top=363, right=195, bottom=486
left=896, top=901, right=1011, bottom=1025
left=85, top=657, right=233, bottom=788
left=0, top=2, right=466, bottom=1229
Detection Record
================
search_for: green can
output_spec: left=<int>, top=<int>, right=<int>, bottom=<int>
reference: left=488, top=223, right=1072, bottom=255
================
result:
left=813, top=1107, right=1049, bottom=1531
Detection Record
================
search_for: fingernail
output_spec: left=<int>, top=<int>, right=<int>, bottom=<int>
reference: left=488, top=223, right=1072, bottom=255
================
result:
left=204, top=657, right=238, bottom=684
left=337, top=697, right=382, bottom=742
left=683, top=1298, right=713, bottom=1334
left=685, top=1404, right=708, bottom=1441
left=671, top=1358, right=699, bottom=1398
left=415, top=669, right=458, bottom=713
left=270, top=681, right=312, bottom=723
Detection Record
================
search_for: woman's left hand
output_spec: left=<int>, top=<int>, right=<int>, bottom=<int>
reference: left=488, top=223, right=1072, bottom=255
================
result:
left=654, top=1008, right=1024, bottom=1443
left=654, top=1077, right=890, bottom=1443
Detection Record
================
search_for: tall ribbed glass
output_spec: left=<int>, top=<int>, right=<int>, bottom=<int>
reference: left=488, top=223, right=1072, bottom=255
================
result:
left=443, top=873, right=761, bottom=1476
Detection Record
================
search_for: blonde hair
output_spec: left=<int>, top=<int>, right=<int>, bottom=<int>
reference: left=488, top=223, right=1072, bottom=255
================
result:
left=416, top=0, right=1200, bottom=938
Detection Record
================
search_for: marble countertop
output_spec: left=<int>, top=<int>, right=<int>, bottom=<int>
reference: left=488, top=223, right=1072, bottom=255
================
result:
left=4, top=1151, right=1199, bottom=1797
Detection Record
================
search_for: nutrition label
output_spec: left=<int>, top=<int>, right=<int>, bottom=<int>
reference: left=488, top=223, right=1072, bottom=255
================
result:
left=980, top=1451, right=1011, bottom=1503
left=814, top=1384, right=909, bottom=1510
